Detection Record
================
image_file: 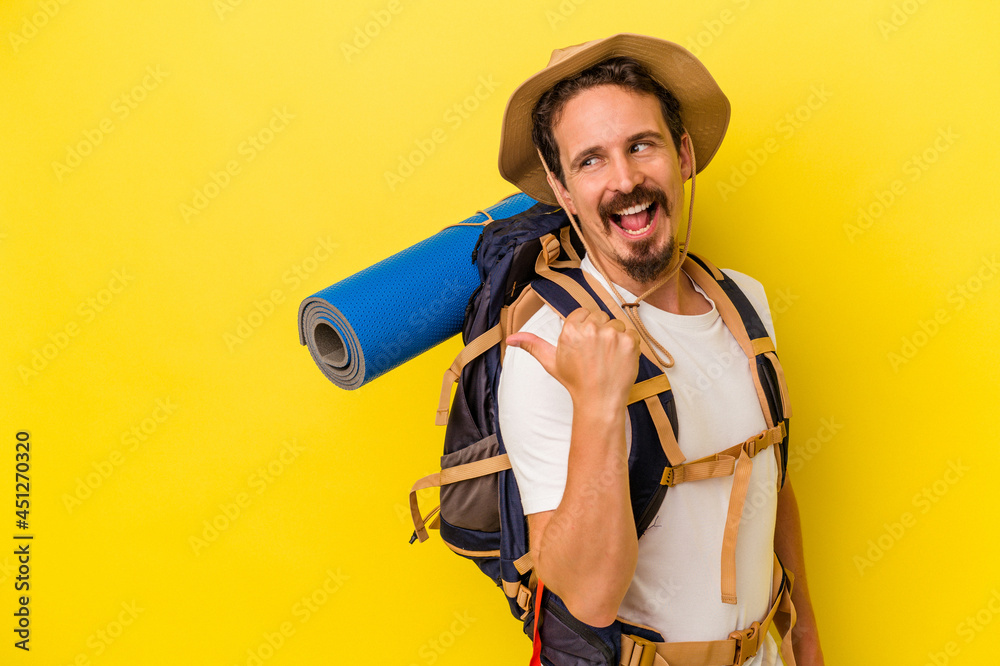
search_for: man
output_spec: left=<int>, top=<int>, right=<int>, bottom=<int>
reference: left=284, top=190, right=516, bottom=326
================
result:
left=495, top=34, right=823, bottom=665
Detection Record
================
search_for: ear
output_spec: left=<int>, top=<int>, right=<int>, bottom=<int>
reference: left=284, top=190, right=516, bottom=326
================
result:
left=546, top=171, right=578, bottom=216
left=678, top=131, right=694, bottom=182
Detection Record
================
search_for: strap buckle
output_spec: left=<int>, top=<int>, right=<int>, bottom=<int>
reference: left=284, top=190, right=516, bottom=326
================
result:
left=728, top=621, right=761, bottom=666
left=660, top=467, right=675, bottom=486
left=743, top=430, right=768, bottom=457
left=622, top=634, right=657, bottom=666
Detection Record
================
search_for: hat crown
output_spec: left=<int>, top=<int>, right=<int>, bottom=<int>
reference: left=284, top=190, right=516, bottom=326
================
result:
left=546, top=38, right=601, bottom=68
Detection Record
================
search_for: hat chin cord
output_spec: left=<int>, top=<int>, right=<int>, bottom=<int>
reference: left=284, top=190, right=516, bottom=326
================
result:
left=536, top=134, right=697, bottom=369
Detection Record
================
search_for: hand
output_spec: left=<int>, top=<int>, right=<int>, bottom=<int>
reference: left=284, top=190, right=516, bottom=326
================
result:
left=506, top=308, right=640, bottom=409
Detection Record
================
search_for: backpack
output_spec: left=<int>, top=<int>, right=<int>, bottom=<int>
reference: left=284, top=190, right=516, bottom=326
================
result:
left=408, top=192, right=796, bottom=666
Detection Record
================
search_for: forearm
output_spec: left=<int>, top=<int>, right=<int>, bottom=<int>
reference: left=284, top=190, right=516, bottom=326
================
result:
left=773, top=480, right=824, bottom=665
left=532, top=399, right=637, bottom=627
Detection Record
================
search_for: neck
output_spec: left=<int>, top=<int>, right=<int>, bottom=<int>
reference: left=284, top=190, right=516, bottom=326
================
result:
left=596, top=258, right=711, bottom=316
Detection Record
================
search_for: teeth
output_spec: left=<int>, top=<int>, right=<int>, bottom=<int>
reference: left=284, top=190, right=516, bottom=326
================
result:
left=614, top=201, right=651, bottom=216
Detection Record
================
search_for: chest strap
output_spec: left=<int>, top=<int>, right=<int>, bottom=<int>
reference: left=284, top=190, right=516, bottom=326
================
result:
left=660, top=422, right=786, bottom=605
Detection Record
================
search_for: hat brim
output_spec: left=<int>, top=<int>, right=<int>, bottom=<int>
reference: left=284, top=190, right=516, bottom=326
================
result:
left=498, top=33, right=730, bottom=206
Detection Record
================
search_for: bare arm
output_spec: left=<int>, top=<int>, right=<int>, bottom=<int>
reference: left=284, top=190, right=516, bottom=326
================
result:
left=507, top=308, right=639, bottom=627
left=774, top=479, right=825, bottom=665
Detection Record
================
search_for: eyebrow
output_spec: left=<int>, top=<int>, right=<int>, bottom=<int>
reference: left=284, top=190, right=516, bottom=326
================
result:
left=568, top=131, right=667, bottom=171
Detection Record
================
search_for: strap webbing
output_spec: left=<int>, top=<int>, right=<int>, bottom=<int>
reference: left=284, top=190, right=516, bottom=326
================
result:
left=627, top=376, right=670, bottom=405
left=764, top=351, right=792, bottom=419
left=408, top=453, right=512, bottom=542
left=440, top=452, right=510, bottom=485
left=720, top=447, right=753, bottom=605
left=534, top=241, right=605, bottom=316
left=513, top=551, right=534, bottom=575
left=435, top=324, right=504, bottom=426
left=559, top=226, right=581, bottom=264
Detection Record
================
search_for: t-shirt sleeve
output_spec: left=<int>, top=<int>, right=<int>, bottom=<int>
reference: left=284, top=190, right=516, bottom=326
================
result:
left=721, top=269, right=777, bottom=349
left=496, top=306, right=573, bottom=515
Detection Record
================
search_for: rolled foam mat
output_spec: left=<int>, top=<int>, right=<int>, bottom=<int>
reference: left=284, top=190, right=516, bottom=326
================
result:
left=298, top=193, right=538, bottom=389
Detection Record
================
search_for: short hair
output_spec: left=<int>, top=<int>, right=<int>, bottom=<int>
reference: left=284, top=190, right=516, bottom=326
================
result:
left=531, top=56, right=685, bottom=186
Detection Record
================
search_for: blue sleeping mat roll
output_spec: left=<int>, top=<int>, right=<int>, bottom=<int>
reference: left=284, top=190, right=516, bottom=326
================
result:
left=298, top=193, right=538, bottom=389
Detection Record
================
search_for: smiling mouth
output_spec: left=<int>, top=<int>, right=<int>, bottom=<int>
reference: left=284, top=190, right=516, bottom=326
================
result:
left=610, top=200, right=659, bottom=236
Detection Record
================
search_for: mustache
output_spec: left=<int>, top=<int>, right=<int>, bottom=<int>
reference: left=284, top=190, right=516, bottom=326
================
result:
left=597, top=184, right=671, bottom=230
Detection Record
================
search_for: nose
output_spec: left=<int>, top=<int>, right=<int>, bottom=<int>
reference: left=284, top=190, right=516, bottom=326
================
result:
left=607, top=152, right=643, bottom=194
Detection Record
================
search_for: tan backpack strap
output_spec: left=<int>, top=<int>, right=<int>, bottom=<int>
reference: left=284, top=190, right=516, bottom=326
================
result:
left=627, top=376, right=670, bottom=405
left=751, top=337, right=792, bottom=420
left=500, top=553, right=537, bottom=620
left=720, top=447, right=754, bottom=605
left=435, top=324, right=504, bottom=425
left=559, top=226, right=581, bottom=264
left=500, top=286, right=546, bottom=364
left=661, top=424, right=783, bottom=487
left=408, top=453, right=512, bottom=542
left=644, top=396, right=686, bottom=465
left=683, top=257, right=775, bottom=429
left=440, top=452, right=511, bottom=484
left=409, top=472, right=443, bottom=543
left=534, top=237, right=605, bottom=316
left=764, top=351, right=792, bottom=419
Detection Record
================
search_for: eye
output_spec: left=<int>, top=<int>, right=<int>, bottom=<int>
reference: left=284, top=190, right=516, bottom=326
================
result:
left=630, top=141, right=651, bottom=154
left=580, top=155, right=599, bottom=168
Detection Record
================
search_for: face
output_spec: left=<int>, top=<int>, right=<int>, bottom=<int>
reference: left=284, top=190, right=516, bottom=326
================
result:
left=549, top=85, right=692, bottom=291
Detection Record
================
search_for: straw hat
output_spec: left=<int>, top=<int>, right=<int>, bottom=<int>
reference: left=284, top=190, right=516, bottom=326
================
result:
left=498, top=33, right=730, bottom=205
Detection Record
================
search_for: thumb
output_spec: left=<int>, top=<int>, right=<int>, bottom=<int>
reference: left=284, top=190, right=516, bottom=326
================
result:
left=506, top=332, right=557, bottom=376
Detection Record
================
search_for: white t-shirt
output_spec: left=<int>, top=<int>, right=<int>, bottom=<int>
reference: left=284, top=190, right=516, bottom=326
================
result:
left=497, top=256, right=784, bottom=666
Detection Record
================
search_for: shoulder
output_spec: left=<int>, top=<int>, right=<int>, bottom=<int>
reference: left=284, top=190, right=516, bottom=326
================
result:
left=719, top=268, right=778, bottom=346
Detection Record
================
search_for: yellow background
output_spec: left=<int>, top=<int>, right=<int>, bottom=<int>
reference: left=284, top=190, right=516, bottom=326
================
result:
left=3, top=0, right=998, bottom=663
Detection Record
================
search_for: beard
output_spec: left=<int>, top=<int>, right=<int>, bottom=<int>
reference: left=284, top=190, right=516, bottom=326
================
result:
left=597, top=183, right=677, bottom=285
